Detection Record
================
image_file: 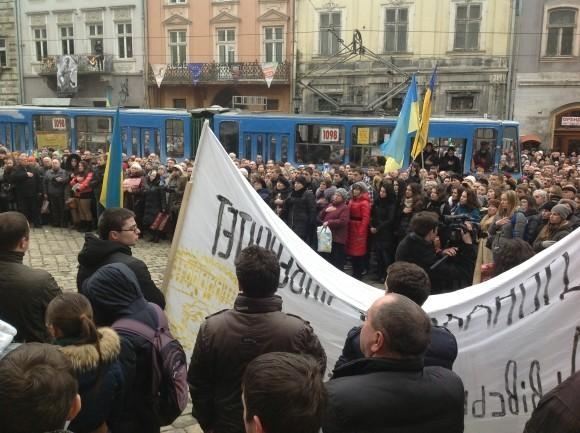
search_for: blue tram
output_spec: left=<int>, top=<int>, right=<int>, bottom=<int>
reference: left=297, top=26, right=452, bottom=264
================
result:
left=0, top=106, right=193, bottom=162
left=213, top=112, right=521, bottom=176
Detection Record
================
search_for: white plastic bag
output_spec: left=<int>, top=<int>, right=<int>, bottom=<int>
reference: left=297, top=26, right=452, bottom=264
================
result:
left=317, top=225, right=332, bottom=253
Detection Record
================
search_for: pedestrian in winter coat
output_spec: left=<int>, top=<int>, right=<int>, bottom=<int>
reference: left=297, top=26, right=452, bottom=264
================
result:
left=270, top=177, right=291, bottom=217
left=0, top=157, right=16, bottom=212
left=142, top=170, right=167, bottom=242
left=346, top=182, right=371, bottom=280
left=81, top=263, right=165, bottom=433
left=370, top=182, right=397, bottom=281
left=282, top=175, right=316, bottom=245
left=251, top=177, right=271, bottom=203
left=319, top=188, right=350, bottom=271
left=532, top=204, right=573, bottom=252
left=396, top=182, right=424, bottom=244
left=43, top=158, right=68, bottom=227
left=488, top=190, right=527, bottom=260
left=11, top=154, right=42, bottom=226
left=69, top=160, right=94, bottom=232
left=46, top=293, right=125, bottom=433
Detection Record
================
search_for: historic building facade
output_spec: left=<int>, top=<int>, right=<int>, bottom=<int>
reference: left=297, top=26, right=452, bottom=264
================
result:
left=294, top=0, right=514, bottom=118
left=16, top=0, right=146, bottom=107
left=513, top=0, right=580, bottom=152
left=0, top=0, right=20, bottom=105
left=146, top=0, right=293, bottom=111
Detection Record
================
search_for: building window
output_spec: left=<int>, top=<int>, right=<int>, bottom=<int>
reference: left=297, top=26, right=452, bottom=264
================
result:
left=88, top=24, right=103, bottom=54
left=266, top=99, right=279, bottom=111
left=169, top=30, right=186, bottom=65
left=173, top=98, right=186, bottom=108
left=117, top=23, right=133, bottom=59
left=60, top=26, right=74, bottom=55
left=454, top=4, right=481, bottom=51
left=0, top=39, right=6, bottom=67
left=317, top=96, right=341, bottom=112
left=546, top=8, right=577, bottom=56
left=217, top=28, right=235, bottom=63
left=264, top=26, right=283, bottom=63
left=33, top=27, right=48, bottom=61
left=169, top=0, right=186, bottom=3
left=384, top=8, right=408, bottom=53
left=448, top=93, right=478, bottom=112
left=319, top=12, right=341, bottom=56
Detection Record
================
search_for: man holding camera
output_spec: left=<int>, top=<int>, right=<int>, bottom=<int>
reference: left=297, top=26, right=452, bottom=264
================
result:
left=395, top=211, right=476, bottom=293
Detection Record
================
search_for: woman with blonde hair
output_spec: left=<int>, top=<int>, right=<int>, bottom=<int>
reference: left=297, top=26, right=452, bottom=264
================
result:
left=488, top=190, right=527, bottom=261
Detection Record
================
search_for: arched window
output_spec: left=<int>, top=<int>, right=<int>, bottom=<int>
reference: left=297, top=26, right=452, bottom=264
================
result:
left=546, top=8, right=577, bottom=56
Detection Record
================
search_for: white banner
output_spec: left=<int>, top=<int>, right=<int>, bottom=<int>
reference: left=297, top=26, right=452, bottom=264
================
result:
left=261, top=62, right=278, bottom=88
left=151, top=64, right=167, bottom=88
left=164, top=123, right=580, bottom=433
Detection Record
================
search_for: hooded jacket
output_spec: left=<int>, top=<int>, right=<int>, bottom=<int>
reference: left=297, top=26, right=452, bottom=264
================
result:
left=57, top=328, right=125, bottom=433
left=0, top=250, right=62, bottom=343
left=77, top=233, right=165, bottom=309
left=81, top=263, right=161, bottom=433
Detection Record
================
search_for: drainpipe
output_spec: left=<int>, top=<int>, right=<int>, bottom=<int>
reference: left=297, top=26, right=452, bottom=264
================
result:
left=505, top=0, right=518, bottom=119
left=15, top=0, right=25, bottom=104
left=142, top=0, right=149, bottom=107
left=290, top=0, right=297, bottom=113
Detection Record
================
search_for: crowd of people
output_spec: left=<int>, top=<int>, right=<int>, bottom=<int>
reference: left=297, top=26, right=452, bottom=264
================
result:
left=0, top=142, right=580, bottom=433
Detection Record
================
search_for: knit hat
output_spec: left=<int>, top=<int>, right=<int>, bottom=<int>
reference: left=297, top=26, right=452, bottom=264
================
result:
left=551, top=204, right=571, bottom=220
left=351, top=181, right=368, bottom=193
left=335, top=188, right=349, bottom=200
left=464, top=175, right=476, bottom=184
left=558, top=198, right=577, bottom=211
left=539, top=202, right=555, bottom=212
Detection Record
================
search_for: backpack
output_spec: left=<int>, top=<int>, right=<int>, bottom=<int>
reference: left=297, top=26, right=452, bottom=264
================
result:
left=113, top=303, right=189, bottom=426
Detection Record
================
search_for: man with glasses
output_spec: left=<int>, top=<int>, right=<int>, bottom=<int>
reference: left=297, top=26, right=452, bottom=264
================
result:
left=76, top=207, right=165, bottom=308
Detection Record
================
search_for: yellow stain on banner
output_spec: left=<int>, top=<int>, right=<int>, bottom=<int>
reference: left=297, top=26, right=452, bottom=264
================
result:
left=165, top=248, right=239, bottom=353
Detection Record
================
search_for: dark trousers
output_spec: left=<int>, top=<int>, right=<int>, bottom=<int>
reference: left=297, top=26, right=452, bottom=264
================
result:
left=374, top=242, right=395, bottom=281
left=351, top=255, right=366, bottom=280
left=322, top=242, right=346, bottom=271
left=48, top=193, right=65, bottom=227
left=17, top=196, right=40, bottom=226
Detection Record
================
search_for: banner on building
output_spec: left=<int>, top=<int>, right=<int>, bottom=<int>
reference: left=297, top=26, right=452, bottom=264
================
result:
left=56, top=55, right=78, bottom=95
left=261, top=62, right=278, bottom=88
left=164, top=122, right=580, bottom=433
left=187, top=63, right=203, bottom=85
left=151, top=64, right=167, bottom=88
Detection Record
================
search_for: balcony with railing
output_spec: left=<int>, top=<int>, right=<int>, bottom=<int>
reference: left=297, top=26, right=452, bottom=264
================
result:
left=38, top=54, right=114, bottom=75
left=148, top=61, right=291, bottom=85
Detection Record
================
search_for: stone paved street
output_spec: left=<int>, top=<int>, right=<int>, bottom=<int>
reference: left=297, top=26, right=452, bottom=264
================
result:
left=26, top=226, right=200, bottom=433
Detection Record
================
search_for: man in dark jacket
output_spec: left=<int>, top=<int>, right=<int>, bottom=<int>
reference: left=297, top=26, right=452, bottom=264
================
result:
left=187, top=245, right=327, bottom=433
left=396, top=211, right=476, bottom=293
left=76, top=207, right=165, bottom=308
left=334, top=261, right=458, bottom=370
left=0, top=212, right=62, bottom=342
left=43, top=158, right=68, bottom=227
left=11, top=154, right=42, bottom=226
left=323, top=294, right=464, bottom=433
left=439, top=146, right=462, bottom=174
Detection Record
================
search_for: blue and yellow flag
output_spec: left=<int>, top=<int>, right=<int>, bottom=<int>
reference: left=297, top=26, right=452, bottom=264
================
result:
left=100, top=108, right=124, bottom=208
left=381, top=74, right=419, bottom=173
left=411, top=66, right=438, bottom=160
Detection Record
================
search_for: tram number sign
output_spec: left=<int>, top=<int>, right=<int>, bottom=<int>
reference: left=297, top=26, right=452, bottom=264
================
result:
left=320, top=127, right=340, bottom=143
left=51, top=117, right=67, bottom=130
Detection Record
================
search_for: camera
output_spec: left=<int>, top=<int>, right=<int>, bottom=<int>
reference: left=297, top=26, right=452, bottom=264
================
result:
left=440, top=214, right=480, bottom=246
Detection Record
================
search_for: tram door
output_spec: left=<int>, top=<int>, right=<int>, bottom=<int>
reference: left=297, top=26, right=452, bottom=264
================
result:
left=242, top=133, right=289, bottom=162
left=0, top=123, right=29, bottom=153
left=122, top=127, right=160, bottom=157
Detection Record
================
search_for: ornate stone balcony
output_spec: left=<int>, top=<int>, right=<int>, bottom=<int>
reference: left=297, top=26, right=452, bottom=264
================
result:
left=148, top=61, right=291, bottom=85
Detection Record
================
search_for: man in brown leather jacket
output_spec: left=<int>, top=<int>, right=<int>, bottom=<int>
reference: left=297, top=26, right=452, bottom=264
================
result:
left=187, top=245, right=327, bottom=433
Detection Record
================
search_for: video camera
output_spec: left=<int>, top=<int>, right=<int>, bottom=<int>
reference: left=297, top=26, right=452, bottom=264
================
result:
left=441, top=214, right=480, bottom=245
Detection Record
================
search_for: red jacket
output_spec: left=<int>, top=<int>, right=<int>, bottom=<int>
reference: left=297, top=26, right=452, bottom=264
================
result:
left=70, top=171, right=94, bottom=198
left=319, top=202, right=350, bottom=245
left=346, top=192, right=371, bottom=256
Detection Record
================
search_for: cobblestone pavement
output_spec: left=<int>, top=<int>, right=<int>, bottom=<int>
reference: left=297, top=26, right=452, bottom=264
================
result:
left=26, top=226, right=199, bottom=433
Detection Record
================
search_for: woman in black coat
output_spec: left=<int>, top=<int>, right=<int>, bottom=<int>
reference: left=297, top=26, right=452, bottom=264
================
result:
left=282, top=175, right=316, bottom=245
left=81, top=263, right=165, bottom=433
left=142, top=170, right=166, bottom=242
left=370, top=181, right=398, bottom=281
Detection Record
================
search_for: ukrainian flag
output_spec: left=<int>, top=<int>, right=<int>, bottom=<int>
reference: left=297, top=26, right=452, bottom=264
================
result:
left=411, top=67, right=438, bottom=160
left=100, top=108, right=124, bottom=208
left=381, top=74, right=419, bottom=173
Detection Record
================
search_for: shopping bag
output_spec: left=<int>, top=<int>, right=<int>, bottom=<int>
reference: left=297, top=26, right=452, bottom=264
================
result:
left=41, top=199, right=50, bottom=214
left=151, top=212, right=170, bottom=231
left=317, top=225, right=332, bottom=253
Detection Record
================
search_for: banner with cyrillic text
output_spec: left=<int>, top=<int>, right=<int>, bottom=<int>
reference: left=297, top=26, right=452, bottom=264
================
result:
left=163, top=122, right=580, bottom=433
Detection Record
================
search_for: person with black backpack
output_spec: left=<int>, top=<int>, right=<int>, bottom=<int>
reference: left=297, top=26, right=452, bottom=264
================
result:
left=81, top=263, right=188, bottom=433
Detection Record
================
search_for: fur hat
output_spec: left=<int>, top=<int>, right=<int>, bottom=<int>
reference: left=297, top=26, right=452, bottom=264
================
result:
left=351, top=181, right=368, bottom=193
left=551, top=204, right=571, bottom=220
left=335, top=188, right=349, bottom=200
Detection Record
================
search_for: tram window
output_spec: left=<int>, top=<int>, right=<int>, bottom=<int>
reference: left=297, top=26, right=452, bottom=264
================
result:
left=500, top=126, right=520, bottom=174
left=33, top=115, right=70, bottom=151
left=256, top=135, right=264, bottom=159
left=295, top=124, right=345, bottom=164
left=269, top=136, right=277, bottom=161
left=280, top=135, right=288, bottom=162
left=14, top=125, right=28, bottom=152
left=76, top=116, right=112, bottom=153
left=166, top=119, right=184, bottom=158
left=4, top=124, right=12, bottom=150
left=244, top=135, right=252, bottom=161
left=130, top=127, right=139, bottom=156
left=219, top=121, right=239, bottom=155
left=351, top=126, right=393, bottom=167
left=471, top=128, right=497, bottom=173
left=427, top=137, right=467, bottom=174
